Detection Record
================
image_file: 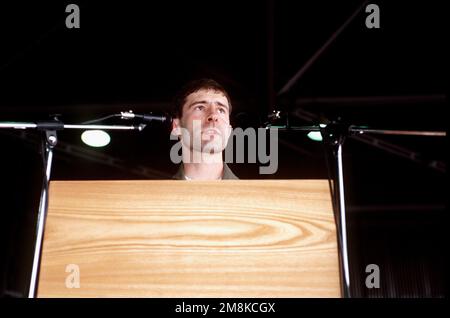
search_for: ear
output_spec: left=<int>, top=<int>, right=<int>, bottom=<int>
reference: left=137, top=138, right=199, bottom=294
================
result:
left=171, top=118, right=181, bottom=137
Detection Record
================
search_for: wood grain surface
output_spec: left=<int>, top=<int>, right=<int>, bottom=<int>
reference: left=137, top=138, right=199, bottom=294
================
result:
left=37, top=180, right=340, bottom=297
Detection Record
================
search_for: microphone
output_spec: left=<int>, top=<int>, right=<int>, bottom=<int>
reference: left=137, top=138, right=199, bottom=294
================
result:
left=120, top=111, right=171, bottom=123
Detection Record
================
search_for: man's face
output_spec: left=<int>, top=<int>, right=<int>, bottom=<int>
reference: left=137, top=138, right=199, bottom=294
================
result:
left=172, top=89, right=232, bottom=154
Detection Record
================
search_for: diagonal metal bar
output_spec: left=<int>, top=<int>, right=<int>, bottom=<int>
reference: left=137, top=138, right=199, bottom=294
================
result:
left=291, top=108, right=446, bottom=173
left=278, top=0, right=369, bottom=95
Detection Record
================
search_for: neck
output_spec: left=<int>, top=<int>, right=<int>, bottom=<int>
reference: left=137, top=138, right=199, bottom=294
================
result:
left=182, top=146, right=224, bottom=180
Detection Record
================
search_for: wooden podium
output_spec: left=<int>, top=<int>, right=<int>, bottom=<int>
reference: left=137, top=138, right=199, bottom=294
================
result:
left=37, top=180, right=341, bottom=297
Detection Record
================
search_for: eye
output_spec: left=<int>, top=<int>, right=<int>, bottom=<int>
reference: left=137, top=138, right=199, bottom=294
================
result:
left=219, top=108, right=227, bottom=114
left=194, top=105, right=205, bottom=111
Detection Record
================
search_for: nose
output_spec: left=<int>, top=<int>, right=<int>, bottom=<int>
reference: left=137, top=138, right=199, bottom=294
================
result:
left=206, top=106, right=219, bottom=122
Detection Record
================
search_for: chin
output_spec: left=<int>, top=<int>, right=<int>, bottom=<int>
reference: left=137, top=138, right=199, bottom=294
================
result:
left=201, top=143, right=224, bottom=154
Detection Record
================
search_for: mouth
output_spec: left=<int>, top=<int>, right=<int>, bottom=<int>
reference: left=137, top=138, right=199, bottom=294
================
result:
left=202, top=128, right=221, bottom=136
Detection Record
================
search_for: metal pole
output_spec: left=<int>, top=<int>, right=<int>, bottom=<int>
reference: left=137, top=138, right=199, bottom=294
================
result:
left=337, top=143, right=351, bottom=297
left=28, top=131, right=56, bottom=298
left=350, top=127, right=446, bottom=137
left=0, top=122, right=143, bottom=131
left=270, top=125, right=446, bottom=137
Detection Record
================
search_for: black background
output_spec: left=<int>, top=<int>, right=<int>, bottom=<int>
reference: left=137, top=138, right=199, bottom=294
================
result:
left=0, top=0, right=447, bottom=297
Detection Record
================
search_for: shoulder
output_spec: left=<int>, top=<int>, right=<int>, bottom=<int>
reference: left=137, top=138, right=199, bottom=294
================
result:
left=223, top=164, right=239, bottom=180
left=172, top=165, right=185, bottom=180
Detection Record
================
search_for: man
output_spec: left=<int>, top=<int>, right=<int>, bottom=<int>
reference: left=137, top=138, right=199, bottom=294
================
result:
left=171, top=78, right=238, bottom=180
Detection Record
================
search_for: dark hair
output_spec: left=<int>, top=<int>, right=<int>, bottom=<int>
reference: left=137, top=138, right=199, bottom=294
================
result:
left=172, top=78, right=232, bottom=119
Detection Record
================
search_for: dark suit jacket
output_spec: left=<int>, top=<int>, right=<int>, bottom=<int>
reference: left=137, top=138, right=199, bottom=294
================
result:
left=172, top=163, right=239, bottom=180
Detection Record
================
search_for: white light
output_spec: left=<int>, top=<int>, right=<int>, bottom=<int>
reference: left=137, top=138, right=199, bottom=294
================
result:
left=81, top=130, right=111, bottom=147
left=307, top=131, right=323, bottom=142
